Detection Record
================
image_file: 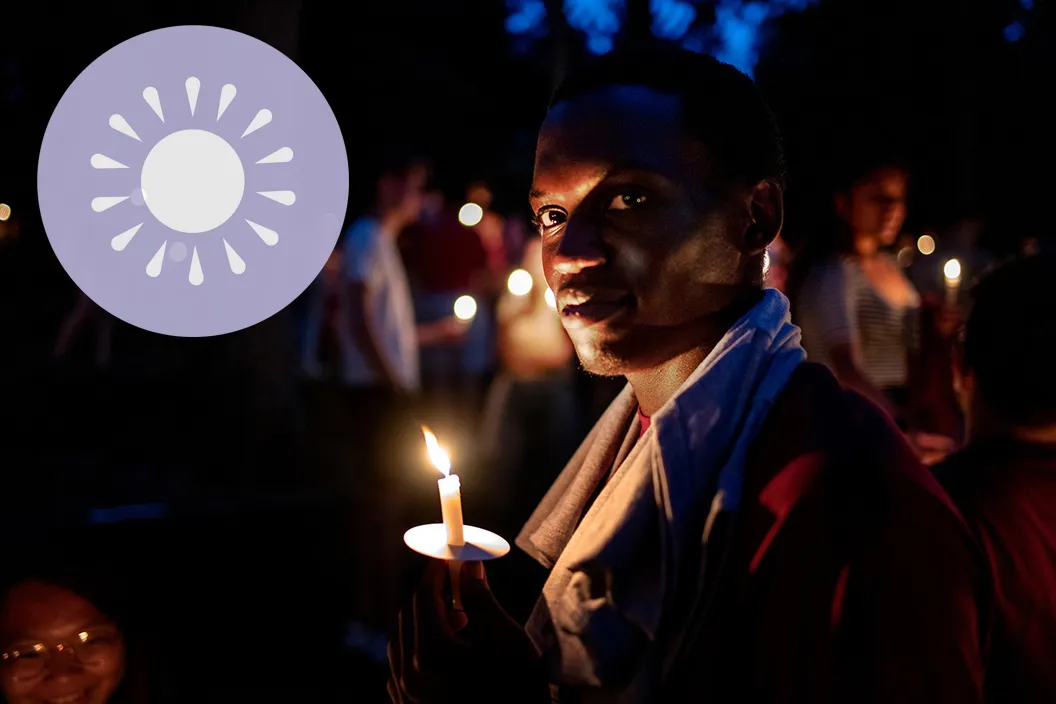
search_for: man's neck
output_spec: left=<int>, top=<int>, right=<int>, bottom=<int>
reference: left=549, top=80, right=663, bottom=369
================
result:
left=627, top=346, right=709, bottom=417
left=626, top=292, right=763, bottom=416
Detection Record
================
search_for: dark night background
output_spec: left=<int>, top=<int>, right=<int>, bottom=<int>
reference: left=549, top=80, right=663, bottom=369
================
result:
left=0, top=1, right=1051, bottom=700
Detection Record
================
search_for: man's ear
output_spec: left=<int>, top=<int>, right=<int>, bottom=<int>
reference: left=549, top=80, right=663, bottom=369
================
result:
left=744, top=179, right=783, bottom=255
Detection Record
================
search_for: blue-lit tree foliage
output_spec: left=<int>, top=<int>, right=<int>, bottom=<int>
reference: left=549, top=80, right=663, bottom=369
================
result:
left=506, top=0, right=820, bottom=76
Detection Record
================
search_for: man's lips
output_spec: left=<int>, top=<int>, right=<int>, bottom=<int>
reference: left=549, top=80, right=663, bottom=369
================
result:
left=558, top=287, right=634, bottom=326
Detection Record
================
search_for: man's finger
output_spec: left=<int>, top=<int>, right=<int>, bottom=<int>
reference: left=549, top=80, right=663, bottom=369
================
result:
left=458, top=560, right=525, bottom=644
left=388, top=611, right=406, bottom=690
left=386, top=677, right=402, bottom=703
left=413, top=561, right=465, bottom=673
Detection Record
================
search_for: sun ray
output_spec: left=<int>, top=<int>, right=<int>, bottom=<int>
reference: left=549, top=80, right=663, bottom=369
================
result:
left=189, top=246, right=204, bottom=286
left=91, top=196, right=129, bottom=212
left=142, top=86, right=164, bottom=122
left=91, top=154, right=129, bottom=169
left=146, top=241, right=167, bottom=278
left=185, top=77, right=201, bottom=116
left=257, top=190, right=295, bottom=206
left=224, top=239, right=246, bottom=274
left=256, top=147, right=293, bottom=164
left=217, top=83, right=237, bottom=121
left=241, top=109, right=272, bottom=137
left=246, top=219, right=279, bottom=246
left=109, top=114, right=141, bottom=141
left=110, top=223, right=143, bottom=251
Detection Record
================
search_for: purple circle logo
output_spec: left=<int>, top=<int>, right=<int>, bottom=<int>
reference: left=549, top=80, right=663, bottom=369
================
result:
left=38, top=26, right=348, bottom=337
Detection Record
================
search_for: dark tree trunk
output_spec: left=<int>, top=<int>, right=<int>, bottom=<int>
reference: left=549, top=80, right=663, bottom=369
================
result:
left=623, top=0, right=653, bottom=50
left=543, top=0, right=570, bottom=90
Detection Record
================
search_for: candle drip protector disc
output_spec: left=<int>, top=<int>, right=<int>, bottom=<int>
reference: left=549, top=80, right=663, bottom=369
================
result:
left=404, top=524, right=510, bottom=561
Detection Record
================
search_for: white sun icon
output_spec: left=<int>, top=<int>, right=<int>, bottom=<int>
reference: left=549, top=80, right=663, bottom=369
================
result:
left=89, top=77, right=294, bottom=286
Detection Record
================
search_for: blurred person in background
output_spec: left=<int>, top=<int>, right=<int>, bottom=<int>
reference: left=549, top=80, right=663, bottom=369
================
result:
left=791, top=153, right=918, bottom=420
left=789, top=154, right=955, bottom=462
left=306, top=151, right=464, bottom=656
left=935, top=253, right=1056, bottom=704
left=465, top=180, right=509, bottom=280
left=0, top=548, right=164, bottom=704
left=399, top=182, right=494, bottom=437
left=905, top=290, right=965, bottom=453
left=479, top=238, right=578, bottom=538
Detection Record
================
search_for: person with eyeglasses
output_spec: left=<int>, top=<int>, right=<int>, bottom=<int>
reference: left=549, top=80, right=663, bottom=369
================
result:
left=0, top=565, right=154, bottom=704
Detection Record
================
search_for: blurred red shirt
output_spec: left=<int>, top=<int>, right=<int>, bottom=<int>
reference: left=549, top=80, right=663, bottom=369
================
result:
left=400, top=208, right=487, bottom=293
left=935, top=439, right=1056, bottom=703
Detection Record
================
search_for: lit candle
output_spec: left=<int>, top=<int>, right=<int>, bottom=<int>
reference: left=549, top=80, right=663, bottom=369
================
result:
left=944, top=258, right=962, bottom=306
left=422, top=426, right=464, bottom=546
left=421, top=426, right=465, bottom=610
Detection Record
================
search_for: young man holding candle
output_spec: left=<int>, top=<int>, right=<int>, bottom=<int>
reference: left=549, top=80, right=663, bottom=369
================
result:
left=388, top=48, right=986, bottom=703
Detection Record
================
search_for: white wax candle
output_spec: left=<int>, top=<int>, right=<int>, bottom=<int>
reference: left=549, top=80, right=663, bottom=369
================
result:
left=438, top=474, right=465, bottom=546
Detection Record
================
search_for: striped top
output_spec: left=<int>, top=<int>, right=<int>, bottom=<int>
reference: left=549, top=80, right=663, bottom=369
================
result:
left=796, top=254, right=920, bottom=389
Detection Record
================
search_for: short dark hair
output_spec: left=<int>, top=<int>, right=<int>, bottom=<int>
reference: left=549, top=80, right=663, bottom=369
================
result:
left=831, top=145, right=911, bottom=195
left=549, top=47, right=786, bottom=189
left=375, top=145, right=431, bottom=182
left=963, top=253, right=1056, bottom=427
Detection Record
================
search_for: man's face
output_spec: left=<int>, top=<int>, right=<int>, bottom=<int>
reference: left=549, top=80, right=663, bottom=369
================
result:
left=530, top=85, right=760, bottom=376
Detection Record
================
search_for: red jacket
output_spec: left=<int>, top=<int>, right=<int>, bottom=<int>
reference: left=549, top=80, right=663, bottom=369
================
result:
left=666, top=363, right=987, bottom=702
left=935, top=440, right=1056, bottom=704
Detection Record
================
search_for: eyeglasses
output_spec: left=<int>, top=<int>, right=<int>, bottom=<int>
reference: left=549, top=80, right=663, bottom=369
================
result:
left=1, top=627, right=122, bottom=681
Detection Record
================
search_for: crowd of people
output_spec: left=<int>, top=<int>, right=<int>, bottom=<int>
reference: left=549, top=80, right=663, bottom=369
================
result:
left=2, top=44, right=1054, bottom=704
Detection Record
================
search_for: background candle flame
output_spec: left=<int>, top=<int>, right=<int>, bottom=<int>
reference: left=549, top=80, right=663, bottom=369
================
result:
left=421, top=426, right=451, bottom=477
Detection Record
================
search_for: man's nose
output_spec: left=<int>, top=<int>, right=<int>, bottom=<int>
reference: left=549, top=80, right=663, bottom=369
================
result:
left=552, top=216, right=607, bottom=275
left=46, top=647, right=85, bottom=679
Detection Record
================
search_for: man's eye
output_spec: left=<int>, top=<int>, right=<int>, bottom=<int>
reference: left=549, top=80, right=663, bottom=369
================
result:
left=608, top=193, right=648, bottom=211
left=535, top=210, right=566, bottom=229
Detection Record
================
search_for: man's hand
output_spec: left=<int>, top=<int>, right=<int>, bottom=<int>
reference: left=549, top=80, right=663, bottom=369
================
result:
left=417, top=316, right=471, bottom=347
left=387, top=561, right=549, bottom=703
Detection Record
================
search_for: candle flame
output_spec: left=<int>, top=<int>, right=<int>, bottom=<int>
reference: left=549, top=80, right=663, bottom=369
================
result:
left=421, top=426, right=451, bottom=477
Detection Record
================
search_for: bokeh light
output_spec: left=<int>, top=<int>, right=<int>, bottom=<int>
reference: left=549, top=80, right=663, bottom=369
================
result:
left=0, top=203, right=10, bottom=222
left=507, top=269, right=533, bottom=296
left=545, top=287, right=557, bottom=309
left=917, top=234, right=936, bottom=255
left=458, top=202, right=484, bottom=227
left=453, top=295, right=478, bottom=321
